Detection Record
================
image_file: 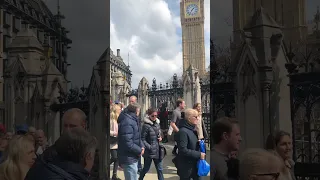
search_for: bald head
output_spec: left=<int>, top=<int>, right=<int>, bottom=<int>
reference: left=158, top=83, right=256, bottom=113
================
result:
left=36, top=129, right=46, bottom=146
left=28, top=126, right=36, bottom=136
left=129, top=96, right=137, bottom=104
left=36, top=129, right=45, bottom=136
left=62, top=108, right=86, bottom=132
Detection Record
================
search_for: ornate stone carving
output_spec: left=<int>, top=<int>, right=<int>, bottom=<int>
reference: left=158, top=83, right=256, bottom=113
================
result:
left=241, top=58, right=256, bottom=102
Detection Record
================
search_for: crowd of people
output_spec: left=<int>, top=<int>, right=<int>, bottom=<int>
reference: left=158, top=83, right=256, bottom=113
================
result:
left=0, top=94, right=295, bottom=180
left=111, top=95, right=295, bottom=180
left=109, top=96, right=210, bottom=180
left=211, top=117, right=295, bottom=180
left=0, top=108, right=99, bottom=180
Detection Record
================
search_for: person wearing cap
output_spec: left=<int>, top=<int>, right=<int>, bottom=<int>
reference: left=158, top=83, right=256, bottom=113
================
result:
left=15, top=124, right=29, bottom=135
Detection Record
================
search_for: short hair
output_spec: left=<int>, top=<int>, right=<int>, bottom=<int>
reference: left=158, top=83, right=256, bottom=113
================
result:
left=55, top=127, right=97, bottom=164
left=265, top=130, right=291, bottom=150
left=62, top=108, right=87, bottom=122
left=212, top=117, right=238, bottom=144
left=184, top=108, right=198, bottom=123
left=239, top=148, right=281, bottom=180
left=127, top=102, right=141, bottom=113
left=176, top=98, right=184, bottom=107
left=129, top=96, right=137, bottom=102
left=147, top=108, right=158, bottom=115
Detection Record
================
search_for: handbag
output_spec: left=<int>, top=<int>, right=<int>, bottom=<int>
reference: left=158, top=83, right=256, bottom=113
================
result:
left=150, top=124, right=167, bottom=160
left=159, top=143, right=167, bottom=160
left=110, top=136, right=117, bottom=145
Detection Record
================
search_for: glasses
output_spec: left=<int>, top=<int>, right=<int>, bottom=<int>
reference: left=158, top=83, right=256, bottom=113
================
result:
left=151, top=115, right=157, bottom=118
left=254, top=173, right=280, bottom=179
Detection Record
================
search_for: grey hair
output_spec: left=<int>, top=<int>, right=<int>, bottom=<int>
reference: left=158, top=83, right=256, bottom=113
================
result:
left=55, top=127, right=97, bottom=163
left=127, top=102, right=141, bottom=113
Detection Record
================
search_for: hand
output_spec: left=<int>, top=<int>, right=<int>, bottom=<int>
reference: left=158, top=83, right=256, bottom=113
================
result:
left=140, top=148, right=145, bottom=156
left=200, top=152, right=206, bottom=160
left=158, top=137, right=162, bottom=142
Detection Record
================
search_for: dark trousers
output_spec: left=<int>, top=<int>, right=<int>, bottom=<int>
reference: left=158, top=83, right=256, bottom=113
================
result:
left=179, top=172, right=201, bottom=180
left=110, top=149, right=119, bottom=176
left=139, top=157, right=164, bottom=180
left=173, top=145, right=178, bottom=154
left=138, top=156, right=142, bottom=170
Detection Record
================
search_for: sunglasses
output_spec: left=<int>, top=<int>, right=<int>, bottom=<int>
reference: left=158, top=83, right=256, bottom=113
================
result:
left=151, top=115, right=158, bottom=118
left=254, top=172, right=280, bottom=179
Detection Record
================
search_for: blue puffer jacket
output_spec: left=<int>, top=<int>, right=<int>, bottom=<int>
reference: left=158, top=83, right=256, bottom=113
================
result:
left=117, top=111, right=144, bottom=165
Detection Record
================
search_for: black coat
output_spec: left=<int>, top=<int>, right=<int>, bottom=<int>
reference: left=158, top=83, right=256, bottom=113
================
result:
left=175, top=119, right=201, bottom=178
left=141, top=117, right=161, bottom=159
left=25, top=156, right=90, bottom=180
left=35, top=144, right=99, bottom=179
left=117, top=111, right=144, bottom=165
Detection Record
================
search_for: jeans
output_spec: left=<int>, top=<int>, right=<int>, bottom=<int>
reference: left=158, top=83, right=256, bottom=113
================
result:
left=110, top=149, right=119, bottom=176
left=139, top=157, right=164, bottom=180
left=122, top=162, right=138, bottom=180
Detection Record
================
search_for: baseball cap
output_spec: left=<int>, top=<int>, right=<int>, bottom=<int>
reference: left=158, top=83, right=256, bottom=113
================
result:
left=15, top=124, right=28, bottom=134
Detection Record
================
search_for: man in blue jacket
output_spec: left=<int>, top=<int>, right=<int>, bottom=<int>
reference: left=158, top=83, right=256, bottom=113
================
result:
left=118, top=102, right=144, bottom=180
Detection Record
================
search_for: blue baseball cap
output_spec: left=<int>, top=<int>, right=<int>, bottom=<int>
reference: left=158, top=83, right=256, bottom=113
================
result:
left=114, top=100, right=120, bottom=104
left=15, top=124, right=28, bottom=134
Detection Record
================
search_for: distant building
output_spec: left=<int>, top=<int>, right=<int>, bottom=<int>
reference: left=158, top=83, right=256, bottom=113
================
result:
left=110, top=49, right=132, bottom=85
left=0, top=0, right=71, bottom=139
left=95, top=48, right=132, bottom=105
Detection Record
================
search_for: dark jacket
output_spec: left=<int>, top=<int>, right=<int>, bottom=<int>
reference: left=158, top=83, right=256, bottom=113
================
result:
left=25, top=156, right=90, bottom=180
left=117, top=111, right=144, bottom=165
left=37, top=143, right=99, bottom=179
left=141, top=117, right=161, bottom=159
left=175, top=119, right=201, bottom=178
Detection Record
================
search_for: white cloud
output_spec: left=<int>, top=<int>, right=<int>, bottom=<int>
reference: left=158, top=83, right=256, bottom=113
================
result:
left=111, top=0, right=210, bottom=89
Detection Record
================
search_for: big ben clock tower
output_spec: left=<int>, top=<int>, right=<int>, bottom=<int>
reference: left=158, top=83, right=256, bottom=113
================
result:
left=180, top=0, right=206, bottom=76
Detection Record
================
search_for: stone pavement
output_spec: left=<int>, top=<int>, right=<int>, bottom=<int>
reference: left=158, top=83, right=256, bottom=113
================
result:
left=110, top=143, right=210, bottom=180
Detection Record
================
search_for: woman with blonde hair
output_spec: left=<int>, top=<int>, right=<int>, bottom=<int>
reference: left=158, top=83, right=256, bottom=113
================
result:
left=192, top=103, right=208, bottom=140
left=109, top=103, right=121, bottom=180
left=175, top=108, right=206, bottom=180
left=0, top=134, right=36, bottom=180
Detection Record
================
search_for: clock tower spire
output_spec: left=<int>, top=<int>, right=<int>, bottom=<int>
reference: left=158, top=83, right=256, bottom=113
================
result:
left=180, top=0, right=206, bottom=76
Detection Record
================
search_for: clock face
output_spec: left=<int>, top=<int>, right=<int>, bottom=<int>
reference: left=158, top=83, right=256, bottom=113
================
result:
left=186, top=4, right=199, bottom=16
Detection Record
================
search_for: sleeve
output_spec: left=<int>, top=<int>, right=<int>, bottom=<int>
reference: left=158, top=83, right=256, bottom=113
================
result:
left=141, top=125, right=151, bottom=150
left=176, top=131, right=201, bottom=159
left=171, top=110, right=178, bottom=123
left=118, top=123, right=142, bottom=155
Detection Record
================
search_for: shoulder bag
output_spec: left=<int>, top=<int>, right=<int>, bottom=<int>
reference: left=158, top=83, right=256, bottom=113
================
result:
left=150, top=125, right=167, bottom=160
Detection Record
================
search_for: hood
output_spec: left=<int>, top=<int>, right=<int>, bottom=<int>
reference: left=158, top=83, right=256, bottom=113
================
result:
left=143, top=117, right=160, bottom=125
left=52, top=157, right=90, bottom=180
